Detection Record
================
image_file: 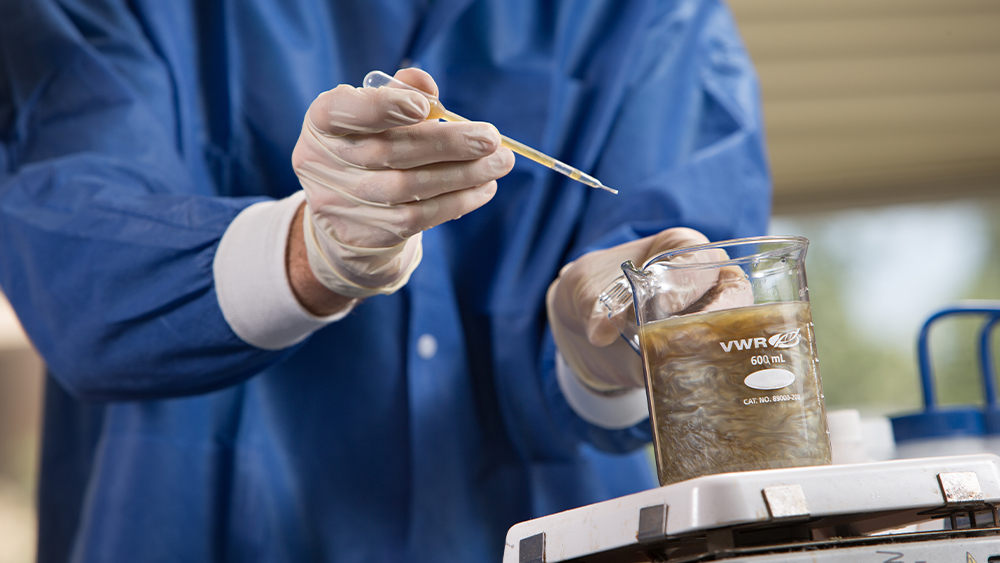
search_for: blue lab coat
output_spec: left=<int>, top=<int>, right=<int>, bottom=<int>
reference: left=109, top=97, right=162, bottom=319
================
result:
left=0, top=0, right=770, bottom=561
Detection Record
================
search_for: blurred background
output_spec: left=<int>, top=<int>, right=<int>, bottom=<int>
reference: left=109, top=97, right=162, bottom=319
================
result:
left=0, top=294, right=41, bottom=563
left=1, top=0, right=998, bottom=560
left=729, top=0, right=1000, bottom=415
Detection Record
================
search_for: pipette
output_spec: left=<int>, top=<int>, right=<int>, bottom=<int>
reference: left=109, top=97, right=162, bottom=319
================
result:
left=363, top=70, right=617, bottom=195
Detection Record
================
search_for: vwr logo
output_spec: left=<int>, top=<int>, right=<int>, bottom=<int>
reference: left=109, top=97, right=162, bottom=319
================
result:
left=719, top=329, right=801, bottom=352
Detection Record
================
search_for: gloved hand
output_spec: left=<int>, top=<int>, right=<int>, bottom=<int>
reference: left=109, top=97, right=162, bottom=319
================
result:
left=546, top=228, right=752, bottom=391
left=292, top=68, right=515, bottom=298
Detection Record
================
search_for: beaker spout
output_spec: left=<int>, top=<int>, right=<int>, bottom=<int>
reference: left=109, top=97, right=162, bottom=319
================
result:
left=621, top=260, right=647, bottom=286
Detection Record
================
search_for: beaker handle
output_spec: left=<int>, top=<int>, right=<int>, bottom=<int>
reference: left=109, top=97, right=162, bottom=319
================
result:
left=597, top=275, right=641, bottom=354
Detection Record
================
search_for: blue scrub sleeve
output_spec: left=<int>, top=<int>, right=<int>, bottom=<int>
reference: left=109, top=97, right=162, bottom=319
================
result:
left=0, top=1, right=288, bottom=400
left=537, top=0, right=771, bottom=453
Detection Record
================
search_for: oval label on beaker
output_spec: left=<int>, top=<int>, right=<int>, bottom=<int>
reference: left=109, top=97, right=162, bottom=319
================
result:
left=744, top=369, right=796, bottom=390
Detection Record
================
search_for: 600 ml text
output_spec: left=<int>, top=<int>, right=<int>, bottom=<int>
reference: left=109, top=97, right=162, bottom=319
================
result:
left=750, top=354, right=786, bottom=365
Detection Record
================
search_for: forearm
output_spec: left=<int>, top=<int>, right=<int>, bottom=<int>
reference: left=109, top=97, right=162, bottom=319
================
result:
left=0, top=166, right=282, bottom=400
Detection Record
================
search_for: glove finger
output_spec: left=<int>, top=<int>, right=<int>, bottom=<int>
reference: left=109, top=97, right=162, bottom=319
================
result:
left=299, top=128, right=514, bottom=205
left=307, top=84, right=430, bottom=136
left=642, top=227, right=711, bottom=258
left=554, top=238, right=654, bottom=348
left=325, top=120, right=502, bottom=170
left=306, top=68, right=438, bottom=136
left=391, top=68, right=439, bottom=97
left=575, top=228, right=714, bottom=347
left=362, top=147, right=514, bottom=204
left=308, top=179, right=499, bottom=248
left=690, top=265, right=754, bottom=313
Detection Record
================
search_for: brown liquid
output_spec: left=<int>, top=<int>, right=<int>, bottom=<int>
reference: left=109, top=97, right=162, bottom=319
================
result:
left=640, top=301, right=831, bottom=486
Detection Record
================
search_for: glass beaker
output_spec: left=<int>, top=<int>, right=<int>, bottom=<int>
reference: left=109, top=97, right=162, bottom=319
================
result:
left=600, top=236, right=831, bottom=486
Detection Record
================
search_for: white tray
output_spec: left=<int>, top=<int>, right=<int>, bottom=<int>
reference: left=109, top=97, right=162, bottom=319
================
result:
left=503, top=454, right=1000, bottom=563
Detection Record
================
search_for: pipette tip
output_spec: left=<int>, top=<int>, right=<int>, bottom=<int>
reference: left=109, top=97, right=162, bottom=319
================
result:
left=577, top=171, right=618, bottom=195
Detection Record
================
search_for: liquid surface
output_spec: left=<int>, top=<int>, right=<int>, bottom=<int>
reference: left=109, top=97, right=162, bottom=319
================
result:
left=640, top=301, right=831, bottom=486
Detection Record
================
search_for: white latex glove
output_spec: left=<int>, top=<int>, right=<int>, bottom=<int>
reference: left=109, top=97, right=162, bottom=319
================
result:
left=546, top=228, right=752, bottom=391
left=292, top=68, right=515, bottom=298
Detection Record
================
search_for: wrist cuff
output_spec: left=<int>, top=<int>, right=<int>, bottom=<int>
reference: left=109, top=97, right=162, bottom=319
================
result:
left=214, top=191, right=354, bottom=350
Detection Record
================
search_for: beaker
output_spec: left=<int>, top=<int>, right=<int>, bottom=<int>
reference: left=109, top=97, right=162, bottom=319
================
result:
left=600, top=236, right=831, bottom=486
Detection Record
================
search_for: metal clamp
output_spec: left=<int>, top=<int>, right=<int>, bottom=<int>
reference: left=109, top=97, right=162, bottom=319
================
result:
left=519, top=532, right=545, bottom=563
left=938, top=471, right=985, bottom=504
left=762, top=484, right=810, bottom=519
left=637, top=504, right=669, bottom=543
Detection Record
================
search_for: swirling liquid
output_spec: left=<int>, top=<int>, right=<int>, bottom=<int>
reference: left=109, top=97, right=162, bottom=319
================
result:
left=640, top=301, right=831, bottom=486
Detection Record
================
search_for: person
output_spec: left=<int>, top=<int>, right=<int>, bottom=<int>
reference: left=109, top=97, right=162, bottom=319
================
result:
left=0, top=0, right=770, bottom=561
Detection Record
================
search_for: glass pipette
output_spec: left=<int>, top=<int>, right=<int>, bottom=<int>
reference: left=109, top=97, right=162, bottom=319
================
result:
left=363, top=70, right=617, bottom=195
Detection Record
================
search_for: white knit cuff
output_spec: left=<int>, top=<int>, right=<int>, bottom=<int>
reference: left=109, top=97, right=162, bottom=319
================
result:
left=214, top=191, right=354, bottom=350
left=555, top=351, right=649, bottom=430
